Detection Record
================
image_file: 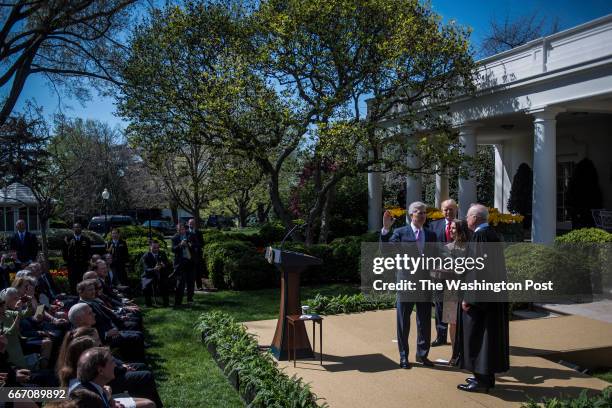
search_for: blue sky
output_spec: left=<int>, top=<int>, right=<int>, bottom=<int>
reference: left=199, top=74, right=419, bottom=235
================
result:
left=11, top=0, right=612, bottom=129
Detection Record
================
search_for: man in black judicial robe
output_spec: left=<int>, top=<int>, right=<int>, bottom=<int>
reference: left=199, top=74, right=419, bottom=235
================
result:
left=455, top=204, right=509, bottom=393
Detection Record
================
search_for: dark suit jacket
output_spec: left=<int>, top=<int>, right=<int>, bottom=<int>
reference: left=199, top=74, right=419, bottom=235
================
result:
left=62, top=235, right=91, bottom=268
left=79, top=299, right=121, bottom=339
left=428, top=218, right=451, bottom=243
left=106, top=239, right=129, bottom=268
left=38, top=272, right=61, bottom=299
left=171, top=234, right=194, bottom=267
left=69, top=381, right=110, bottom=408
left=381, top=225, right=440, bottom=301
left=141, top=252, right=170, bottom=279
left=188, top=229, right=204, bottom=253
left=9, top=231, right=39, bottom=263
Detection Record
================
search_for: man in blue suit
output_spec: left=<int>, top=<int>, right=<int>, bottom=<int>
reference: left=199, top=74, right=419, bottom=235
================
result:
left=427, top=199, right=458, bottom=347
left=381, top=201, right=439, bottom=369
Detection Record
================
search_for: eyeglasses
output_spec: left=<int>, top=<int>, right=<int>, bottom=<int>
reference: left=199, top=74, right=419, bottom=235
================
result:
left=412, top=211, right=426, bottom=215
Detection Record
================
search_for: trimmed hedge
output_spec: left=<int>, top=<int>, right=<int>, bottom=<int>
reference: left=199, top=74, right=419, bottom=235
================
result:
left=304, top=293, right=395, bottom=315
left=203, top=240, right=275, bottom=290
left=505, top=243, right=593, bottom=302
left=106, top=225, right=166, bottom=242
left=521, top=386, right=611, bottom=408
left=200, top=229, right=381, bottom=290
left=46, top=228, right=105, bottom=250
left=197, top=311, right=324, bottom=407
left=556, top=228, right=612, bottom=243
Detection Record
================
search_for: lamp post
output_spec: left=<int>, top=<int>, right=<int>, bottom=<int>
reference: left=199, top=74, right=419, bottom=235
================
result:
left=102, top=188, right=110, bottom=235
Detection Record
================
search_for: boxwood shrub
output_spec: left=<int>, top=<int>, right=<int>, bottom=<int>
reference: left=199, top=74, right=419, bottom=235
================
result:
left=304, top=293, right=395, bottom=315
left=197, top=311, right=324, bottom=408
left=505, top=243, right=593, bottom=302
left=203, top=240, right=275, bottom=290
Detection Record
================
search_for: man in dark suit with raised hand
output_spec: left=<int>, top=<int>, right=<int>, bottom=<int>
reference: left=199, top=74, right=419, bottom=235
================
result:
left=381, top=201, right=439, bottom=369
left=9, top=219, right=39, bottom=265
left=427, top=199, right=458, bottom=347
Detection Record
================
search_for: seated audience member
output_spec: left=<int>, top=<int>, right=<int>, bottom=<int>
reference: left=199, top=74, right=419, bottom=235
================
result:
left=103, top=253, right=130, bottom=294
left=70, top=347, right=155, bottom=408
left=35, top=260, right=79, bottom=309
left=0, top=332, right=39, bottom=408
left=0, top=287, right=36, bottom=368
left=84, top=277, right=141, bottom=331
left=12, top=277, right=62, bottom=368
left=89, top=254, right=102, bottom=270
left=57, top=325, right=162, bottom=408
left=75, top=281, right=145, bottom=361
left=0, top=254, right=16, bottom=290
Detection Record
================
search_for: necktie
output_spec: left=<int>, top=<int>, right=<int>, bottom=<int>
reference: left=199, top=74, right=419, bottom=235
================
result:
left=445, top=222, right=452, bottom=242
left=415, top=229, right=423, bottom=254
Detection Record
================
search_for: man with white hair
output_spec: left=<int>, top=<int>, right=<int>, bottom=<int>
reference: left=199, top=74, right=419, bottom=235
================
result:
left=455, top=203, right=509, bottom=393
left=381, top=201, right=439, bottom=369
left=68, top=303, right=96, bottom=328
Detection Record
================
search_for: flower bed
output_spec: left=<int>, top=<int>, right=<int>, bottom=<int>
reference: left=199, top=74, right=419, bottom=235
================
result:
left=196, top=311, right=325, bottom=408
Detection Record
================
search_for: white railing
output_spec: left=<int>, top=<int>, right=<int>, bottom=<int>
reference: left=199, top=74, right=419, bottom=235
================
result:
left=476, top=14, right=612, bottom=90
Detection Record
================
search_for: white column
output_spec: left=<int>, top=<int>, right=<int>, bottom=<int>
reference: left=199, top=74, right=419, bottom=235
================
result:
left=367, top=170, right=382, bottom=231
left=435, top=167, right=449, bottom=208
left=494, top=143, right=506, bottom=212
left=458, top=125, right=478, bottom=219
left=406, top=147, right=422, bottom=208
left=530, top=107, right=563, bottom=244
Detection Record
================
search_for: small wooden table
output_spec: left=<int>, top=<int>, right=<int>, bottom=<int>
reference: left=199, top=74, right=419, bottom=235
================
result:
left=286, top=314, right=323, bottom=367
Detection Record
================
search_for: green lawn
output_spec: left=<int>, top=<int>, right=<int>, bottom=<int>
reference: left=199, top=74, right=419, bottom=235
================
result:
left=142, top=284, right=359, bottom=407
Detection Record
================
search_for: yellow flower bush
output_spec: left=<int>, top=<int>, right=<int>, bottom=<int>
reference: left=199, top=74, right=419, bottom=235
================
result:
left=385, top=205, right=523, bottom=224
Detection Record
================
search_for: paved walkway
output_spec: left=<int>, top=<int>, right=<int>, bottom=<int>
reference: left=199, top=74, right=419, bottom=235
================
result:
left=245, top=310, right=612, bottom=408
left=537, top=298, right=612, bottom=324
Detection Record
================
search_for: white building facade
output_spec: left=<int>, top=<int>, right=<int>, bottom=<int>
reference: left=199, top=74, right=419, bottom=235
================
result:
left=368, top=14, right=612, bottom=244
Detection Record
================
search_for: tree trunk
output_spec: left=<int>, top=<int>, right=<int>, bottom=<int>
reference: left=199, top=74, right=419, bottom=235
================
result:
left=268, top=170, right=302, bottom=240
left=40, top=217, right=50, bottom=265
left=318, top=185, right=335, bottom=244
left=239, top=204, right=248, bottom=228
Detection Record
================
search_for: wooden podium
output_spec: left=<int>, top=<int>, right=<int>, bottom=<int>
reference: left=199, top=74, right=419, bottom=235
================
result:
left=265, top=247, right=322, bottom=360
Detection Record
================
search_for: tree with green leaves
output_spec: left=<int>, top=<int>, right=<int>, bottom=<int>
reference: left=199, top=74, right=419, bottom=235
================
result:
left=0, top=113, right=85, bottom=261
left=0, top=0, right=137, bottom=127
left=207, top=154, right=270, bottom=228
left=118, top=0, right=475, bottom=244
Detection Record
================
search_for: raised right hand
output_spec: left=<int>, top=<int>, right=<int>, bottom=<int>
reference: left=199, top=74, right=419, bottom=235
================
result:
left=383, top=210, right=396, bottom=230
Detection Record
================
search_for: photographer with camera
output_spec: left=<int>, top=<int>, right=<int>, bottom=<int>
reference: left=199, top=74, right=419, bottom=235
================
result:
left=171, top=224, right=195, bottom=308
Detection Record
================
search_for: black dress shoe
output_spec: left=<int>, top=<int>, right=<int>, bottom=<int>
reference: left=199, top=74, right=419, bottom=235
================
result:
left=399, top=358, right=412, bottom=369
left=431, top=338, right=448, bottom=347
left=466, top=377, right=494, bottom=388
left=415, top=356, right=434, bottom=367
left=457, top=382, right=490, bottom=393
